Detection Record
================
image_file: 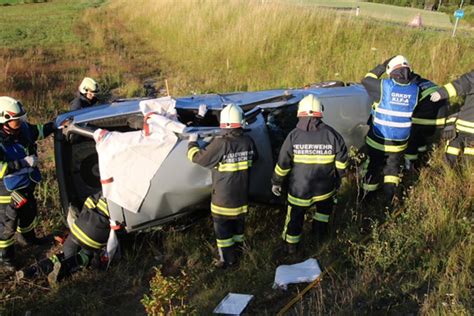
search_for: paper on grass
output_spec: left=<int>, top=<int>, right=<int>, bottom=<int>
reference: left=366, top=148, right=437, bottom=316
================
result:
left=213, top=293, right=254, bottom=315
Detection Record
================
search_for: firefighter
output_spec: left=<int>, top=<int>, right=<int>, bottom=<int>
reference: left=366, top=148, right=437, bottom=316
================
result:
left=70, top=77, right=99, bottom=111
left=0, top=97, right=55, bottom=271
left=361, top=55, right=420, bottom=203
left=187, top=104, right=257, bottom=268
left=430, top=70, right=474, bottom=165
left=17, top=192, right=119, bottom=284
left=271, top=94, right=348, bottom=255
left=404, top=75, right=449, bottom=170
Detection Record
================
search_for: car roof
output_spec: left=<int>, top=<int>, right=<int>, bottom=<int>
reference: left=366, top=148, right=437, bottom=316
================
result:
left=55, top=84, right=367, bottom=126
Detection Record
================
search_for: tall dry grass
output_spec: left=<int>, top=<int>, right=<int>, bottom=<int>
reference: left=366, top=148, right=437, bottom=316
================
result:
left=296, top=149, right=473, bottom=314
left=97, top=0, right=473, bottom=95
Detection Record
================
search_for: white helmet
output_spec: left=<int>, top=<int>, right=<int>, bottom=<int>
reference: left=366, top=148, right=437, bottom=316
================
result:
left=386, top=55, right=411, bottom=76
left=220, top=103, right=244, bottom=128
left=0, top=96, right=26, bottom=124
left=297, top=94, right=323, bottom=117
left=79, top=77, right=99, bottom=94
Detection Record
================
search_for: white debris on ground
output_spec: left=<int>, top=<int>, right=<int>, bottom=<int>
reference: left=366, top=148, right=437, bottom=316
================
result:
left=273, top=258, right=321, bottom=290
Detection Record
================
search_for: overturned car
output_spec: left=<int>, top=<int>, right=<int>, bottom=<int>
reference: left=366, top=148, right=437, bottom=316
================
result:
left=54, top=82, right=371, bottom=232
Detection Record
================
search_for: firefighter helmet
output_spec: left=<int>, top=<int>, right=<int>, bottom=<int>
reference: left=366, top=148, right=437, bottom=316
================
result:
left=0, top=96, right=26, bottom=124
left=79, top=77, right=99, bottom=94
left=220, top=103, right=244, bottom=128
left=386, top=55, right=411, bottom=76
left=297, top=94, right=323, bottom=117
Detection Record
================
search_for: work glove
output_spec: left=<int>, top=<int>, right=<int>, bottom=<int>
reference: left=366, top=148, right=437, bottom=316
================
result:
left=197, top=104, right=208, bottom=118
left=430, top=91, right=442, bottom=102
left=272, top=184, right=282, bottom=197
left=188, top=133, right=199, bottom=142
left=21, top=155, right=38, bottom=168
left=442, top=124, right=456, bottom=141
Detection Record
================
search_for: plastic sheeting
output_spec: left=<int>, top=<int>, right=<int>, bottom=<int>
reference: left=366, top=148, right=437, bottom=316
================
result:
left=273, top=258, right=321, bottom=290
left=94, top=97, right=186, bottom=213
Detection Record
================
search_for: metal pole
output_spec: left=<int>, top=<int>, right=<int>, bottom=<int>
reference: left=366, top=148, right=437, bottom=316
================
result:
left=452, top=17, right=460, bottom=37
left=452, top=0, right=464, bottom=38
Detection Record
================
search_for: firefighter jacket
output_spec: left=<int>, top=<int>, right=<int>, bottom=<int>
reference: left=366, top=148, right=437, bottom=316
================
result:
left=187, top=129, right=257, bottom=217
left=71, top=193, right=110, bottom=250
left=362, top=64, right=420, bottom=152
left=436, top=70, right=474, bottom=135
left=412, top=75, right=448, bottom=127
left=271, top=118, right=348, bottom=207
left=0, top=122, right=54, bottom=190
left=70, top=92, right=98, bottom=111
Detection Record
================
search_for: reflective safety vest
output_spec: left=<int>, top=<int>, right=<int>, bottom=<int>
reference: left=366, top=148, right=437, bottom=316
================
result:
left=0, top=124, right=41, bottom=190
left=372, top=79, right=419, bottom=141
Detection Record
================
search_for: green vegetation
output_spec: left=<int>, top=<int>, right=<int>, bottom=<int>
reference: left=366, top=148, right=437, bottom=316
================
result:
left=286, top=0, right=474, bottom=28
left=101, top=0, right=472, bottom=95
left=0, top=0, right=473, bottom=315
left=288, top=0, right=455, bottom=28
left=0, top=0, right=104, bottom=48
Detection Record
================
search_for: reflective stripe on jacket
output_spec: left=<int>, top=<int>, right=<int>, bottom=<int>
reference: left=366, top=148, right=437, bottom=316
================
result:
left=187, top=129, right=257, bottom=217
left=72, top=192, right=110, bottom=249
left=271, top=119, right=348, bottom=203
left=412, top=77, right=448, bottom=126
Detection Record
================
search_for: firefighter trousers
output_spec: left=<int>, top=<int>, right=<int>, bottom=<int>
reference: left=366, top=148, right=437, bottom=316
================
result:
left=405, top=125, right=437, bottom=164
left=282, top=198, right=333, bottom=245
left=0, top=185, right=38, bottom=252
left=212, top=214, right=245, bottom=265
left=445, top=131, right=474, bottom=166
left=363, top=145, right=403, bottom=202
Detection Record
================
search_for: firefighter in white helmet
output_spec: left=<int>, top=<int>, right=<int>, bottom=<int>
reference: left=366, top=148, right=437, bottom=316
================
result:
left=271, top=94, right=348, bottom=256
left=187, top=104, right=258, bottom=269
left=70, top=77, right=99, bottom=111
left=361, top=55, right=420, bottom=204
left=0, top=97, right=55, bottom=271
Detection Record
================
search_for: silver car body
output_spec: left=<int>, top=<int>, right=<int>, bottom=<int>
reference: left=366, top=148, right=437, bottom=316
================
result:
left=54, top=83, right=371, bottom=231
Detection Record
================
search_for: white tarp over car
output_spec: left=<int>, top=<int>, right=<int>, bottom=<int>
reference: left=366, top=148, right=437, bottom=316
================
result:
left=93, top=97, right=186, bottom=212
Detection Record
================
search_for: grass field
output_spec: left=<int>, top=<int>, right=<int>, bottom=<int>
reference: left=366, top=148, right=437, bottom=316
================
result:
left=285, top=0, right=457, bottom=29
left=0, top=0, right=473, bottom=315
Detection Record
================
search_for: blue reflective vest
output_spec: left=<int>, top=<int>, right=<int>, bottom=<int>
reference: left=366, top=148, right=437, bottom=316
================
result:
left=372, top=79, right=419, bottom=141
left=1, top=123, right=41, bottom=191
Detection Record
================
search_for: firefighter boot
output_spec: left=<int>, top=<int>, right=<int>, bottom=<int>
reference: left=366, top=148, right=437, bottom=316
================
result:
left=47, top=252, right=89, bottom=286
left=286, top=243, right=299, bottom=255
left=16, top=256, right=59, bottom=280
left=0, top=246, right=15, bottom=272
left=17, top=231, right=53, bottom=247
left=312, top=221, right=329, bottom=243
left=382, top=183, right=396, bottom=208
left=215, top=246, right=238, bottom=269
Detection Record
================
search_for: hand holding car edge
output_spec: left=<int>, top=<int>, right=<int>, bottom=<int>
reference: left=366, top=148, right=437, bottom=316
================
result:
left=272, top=184, right=282, bottom=197
left=21, top=155, right=38, bottom=168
